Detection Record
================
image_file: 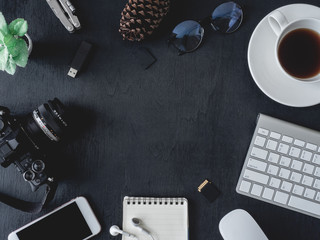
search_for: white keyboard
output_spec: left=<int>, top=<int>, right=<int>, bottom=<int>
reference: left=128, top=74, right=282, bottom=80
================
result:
left=236, top=114, right=320, bottom=219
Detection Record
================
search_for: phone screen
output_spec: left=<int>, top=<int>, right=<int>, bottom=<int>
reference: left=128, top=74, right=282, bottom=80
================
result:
left=16, top=202, right=92, bottom=240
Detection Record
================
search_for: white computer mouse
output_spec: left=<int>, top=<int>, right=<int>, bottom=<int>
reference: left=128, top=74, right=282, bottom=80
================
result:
left=219, top=209, right=269, bottom=240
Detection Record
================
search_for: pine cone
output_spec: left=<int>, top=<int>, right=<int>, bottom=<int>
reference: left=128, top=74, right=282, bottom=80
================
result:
left=119, top=0, right=170, bottom=41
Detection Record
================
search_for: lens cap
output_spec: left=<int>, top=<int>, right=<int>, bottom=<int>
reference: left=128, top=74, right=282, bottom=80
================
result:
left=170, top=20, right=204, bottom=53
left=211, top=1, right=243, bottom=33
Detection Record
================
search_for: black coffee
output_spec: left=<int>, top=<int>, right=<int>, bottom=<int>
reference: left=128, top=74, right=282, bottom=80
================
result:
left=278, top=28, right=320, bottom=79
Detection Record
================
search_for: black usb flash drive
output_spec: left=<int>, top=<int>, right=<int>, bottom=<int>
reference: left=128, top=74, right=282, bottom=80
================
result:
left=68, top=41, right=92, bottom=78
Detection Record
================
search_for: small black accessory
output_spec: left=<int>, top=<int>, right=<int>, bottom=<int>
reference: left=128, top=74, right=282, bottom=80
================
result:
left=132, top=47, right=157, bottom=69
left=198, top=179, right=220, bottom=203
left=168, top=1, right=243, bottom=55
left=0, top=98, right=68, bottom=212
left=68, top=41, right=93, bottom=78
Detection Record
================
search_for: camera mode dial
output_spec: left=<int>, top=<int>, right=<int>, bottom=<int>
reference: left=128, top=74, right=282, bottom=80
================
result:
left=32, top=160, right=46, bottom=173
left=23, top=170, right=35, bottom=181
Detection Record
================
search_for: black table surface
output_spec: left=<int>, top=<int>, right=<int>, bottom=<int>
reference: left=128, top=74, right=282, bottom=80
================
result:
left=1, top=0, right=320, bottom=239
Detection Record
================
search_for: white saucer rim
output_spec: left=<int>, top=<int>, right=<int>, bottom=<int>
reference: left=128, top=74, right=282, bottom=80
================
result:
left=247, top=3, right=320, bottom=107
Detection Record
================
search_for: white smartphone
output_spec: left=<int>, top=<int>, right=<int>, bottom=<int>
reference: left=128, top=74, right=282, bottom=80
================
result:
left=8, top=196, right=101, bottom=240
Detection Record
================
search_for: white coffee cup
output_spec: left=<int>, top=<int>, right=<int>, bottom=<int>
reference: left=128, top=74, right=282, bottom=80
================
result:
left=268, top=10, right=320, bottom=83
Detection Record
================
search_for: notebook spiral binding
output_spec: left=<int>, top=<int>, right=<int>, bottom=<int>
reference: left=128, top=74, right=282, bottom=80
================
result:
left=125, top=197, right=185, bottom=206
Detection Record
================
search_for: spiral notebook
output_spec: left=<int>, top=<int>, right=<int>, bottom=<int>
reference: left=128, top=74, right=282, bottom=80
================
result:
left=122, top=196, right=189, bottom=240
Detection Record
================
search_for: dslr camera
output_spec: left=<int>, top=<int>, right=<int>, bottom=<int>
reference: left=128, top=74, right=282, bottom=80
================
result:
left=0, top=98, right=68, bottom=192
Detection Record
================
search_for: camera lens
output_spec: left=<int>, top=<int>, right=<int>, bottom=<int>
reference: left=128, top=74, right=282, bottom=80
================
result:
left=23, top=170, right=35, bottom=181
left=32, top=160, right=45, bottom=173
left=23, top=98, right=69, bottom=148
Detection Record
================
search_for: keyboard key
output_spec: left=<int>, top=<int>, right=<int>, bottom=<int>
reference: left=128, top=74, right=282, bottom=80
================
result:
left=316, top=192, right=320, bottom=202
left=289, top=147, right=301, bottom=158
left=251, top=184, right=263, bottom=196
left=302, top=175, right=314, bottom=187
left=262, top=188, right=274, bottom=200
left=282, top=135, right=293, bottom=143
left=294, top=139, right=305, bottom=147
left=247, top=158, right=267, bottom=172
left=288, top=196, right=320, bottom=216
left=290, top=172, right=302, bottom=183
left=254, top=136, right=266, bottom=147
left=267, top=165, right=279, bottom=176
left=292, top=185, right=304, bottom=196
left=291, top=160, right=303, bottom=171
left=302, top=163, right=314, bottom=175
left=315, top=167, right=320, bottom=177
left=279, top=156, right=291, bottom=167
left=278, top=143, right=289, bottom=154
left=268, top=153, right=280, bottom=164
left=239, top=180, right=251, bottom=193
left=258, top=128, right=269, bottom=136
left=301, top=150, right=312, bottom=161
left=243, top=169, right=269, bottom=185
left=306, top=143, right=317, bottom=151
left=279, top=168, right=290, bottom=179
left=281, top=181, right=293, bottom=192
left=269, top=177, right=281, bottom=188
left=312, top=154, right=320, bottom=165
left=304, top=188, right=316, bottom=199
left=274, top=191, right=289, bottom=205
left=313, top=179, right=320, bottom=190
left=266, top=140, right=277, bottom=151
left=270, top=132, right=281, bottom=139
left=251, top=147, right=268, bottom=160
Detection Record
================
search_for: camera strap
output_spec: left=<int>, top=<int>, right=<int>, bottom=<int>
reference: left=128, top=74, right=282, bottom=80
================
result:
left=0, top=180, right=57, bottom=213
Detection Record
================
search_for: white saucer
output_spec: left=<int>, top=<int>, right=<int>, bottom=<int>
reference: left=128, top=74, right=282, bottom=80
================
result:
left=248, top=4, right=320, bottom=107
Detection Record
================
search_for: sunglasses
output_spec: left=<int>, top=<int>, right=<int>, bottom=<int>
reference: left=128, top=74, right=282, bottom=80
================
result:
left=168, top=1, right=243, bottom=55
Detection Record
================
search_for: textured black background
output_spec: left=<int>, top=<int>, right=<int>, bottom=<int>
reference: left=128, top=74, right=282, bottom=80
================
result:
left=1, top=0, right=320, bottom=239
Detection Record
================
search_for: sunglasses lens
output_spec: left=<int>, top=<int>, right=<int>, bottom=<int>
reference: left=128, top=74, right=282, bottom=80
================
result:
left=170, top=20, right=204, bottom=53
left=211, top=1, right=243, bottom=33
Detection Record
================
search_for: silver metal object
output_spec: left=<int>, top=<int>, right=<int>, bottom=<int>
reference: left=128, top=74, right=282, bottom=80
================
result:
left=32, top=110, right=60, bottom=142
left=46, top=0, right=81, bottom=33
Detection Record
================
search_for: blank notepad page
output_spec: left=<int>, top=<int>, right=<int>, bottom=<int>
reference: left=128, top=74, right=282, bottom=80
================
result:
left=122, top=197, right=189, bottom=240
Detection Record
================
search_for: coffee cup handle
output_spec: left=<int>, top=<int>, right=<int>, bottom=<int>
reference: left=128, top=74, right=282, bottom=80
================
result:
left=268, top=10, right=289, bottom=36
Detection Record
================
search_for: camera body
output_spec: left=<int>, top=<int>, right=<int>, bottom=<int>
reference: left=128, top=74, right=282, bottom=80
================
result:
left=0, top=99, right=68, bottom=192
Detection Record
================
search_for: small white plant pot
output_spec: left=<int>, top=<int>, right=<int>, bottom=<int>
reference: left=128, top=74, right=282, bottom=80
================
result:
left=24, top=33, right=32, bottom=55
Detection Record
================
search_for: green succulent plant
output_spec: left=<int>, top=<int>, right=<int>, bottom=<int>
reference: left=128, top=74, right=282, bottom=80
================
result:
left=0, top=12, right=29, bottom=75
